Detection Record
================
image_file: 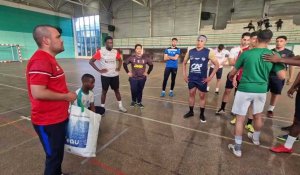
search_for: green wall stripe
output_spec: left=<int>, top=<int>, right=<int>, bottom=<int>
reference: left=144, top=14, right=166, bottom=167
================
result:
left=0, top=5, right=73, bottom=37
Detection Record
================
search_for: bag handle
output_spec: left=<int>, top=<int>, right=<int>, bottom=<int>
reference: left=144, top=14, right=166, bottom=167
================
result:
left=77, top=89, right=85, bottom=113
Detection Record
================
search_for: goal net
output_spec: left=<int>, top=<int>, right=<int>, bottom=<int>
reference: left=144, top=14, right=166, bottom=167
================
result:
left=0, top=44, right=23, bottom=63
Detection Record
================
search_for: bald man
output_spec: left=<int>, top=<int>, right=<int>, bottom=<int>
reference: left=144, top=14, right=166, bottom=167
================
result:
left=26, top=25, right=77, bottom=175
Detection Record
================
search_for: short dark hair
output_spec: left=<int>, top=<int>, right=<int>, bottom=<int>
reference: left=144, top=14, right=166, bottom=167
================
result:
left=56, top=27, right=62, bottom=34
left=81, top=74, right=95, bottom=82
left=33, top=24, right=58, bottom=47
left=257, top=29, right=273, bottom=42
left=241, top=32, right=251, bottom=39
left=135, top=44, right=143, bottom=49
left=104, top=36, right=113, bottom=43
left=218, top=44, right=224, bottom=50
left=276, top=35, right=287, bottom=41
left=172, top=38, right=178, bottom=41
left=250, top=31, right=258, bottom=38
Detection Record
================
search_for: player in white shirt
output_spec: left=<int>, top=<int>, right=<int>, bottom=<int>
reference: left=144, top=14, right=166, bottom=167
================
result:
left=89, top=36, right=127, bottom=113
left=207, top=44, right=230, bottom=94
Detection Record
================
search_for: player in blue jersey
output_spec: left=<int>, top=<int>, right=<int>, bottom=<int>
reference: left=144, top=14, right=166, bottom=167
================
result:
left=161, top=38, right=181, bottom=97
left=182, top=35, right=219, bottom=123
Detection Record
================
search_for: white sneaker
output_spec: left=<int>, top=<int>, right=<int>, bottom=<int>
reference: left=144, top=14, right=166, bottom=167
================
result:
left=228, top=144, right=242, bottom=157
left=247, top=132, right=260, bottom=145
left=119, top=106, right=127, bottom=113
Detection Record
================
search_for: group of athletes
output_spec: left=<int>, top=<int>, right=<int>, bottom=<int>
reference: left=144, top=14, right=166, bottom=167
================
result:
left=26, top=25, right=300, bottom=174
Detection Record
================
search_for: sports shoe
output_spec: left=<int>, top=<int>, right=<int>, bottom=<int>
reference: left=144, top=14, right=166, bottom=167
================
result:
left=267, top=111, right=273, bottom=118
left=184, top=111, right=194, bottom=118
left=169, top=91, right=174, bottom=97
left=281, top=125, right=293, bottom=131
left=276, top=134, right=299, bottom=142
left=270, top=145, right=293, bottom=153
left=207, top=87, right=210, bottom=92
left=247, top=132, right=260, bottom=145
left=130, top=101, right=136, bottom=107
left=245, top=124, right=255, bottom=133
left=136, top=103, right=144, bottom=109
left=215, top=108, right=225, bottom=115
left=119, top=106, right=127, bottom=112
left=230, top=117, right=237, bottom=125
left=200, top=115, right=206, bottom=123
left=160, top=91, right=166, bottom=97
left=228, top=144, right=242, bottom=157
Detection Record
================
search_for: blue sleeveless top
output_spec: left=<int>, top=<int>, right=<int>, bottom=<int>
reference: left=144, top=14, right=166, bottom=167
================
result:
left=188, top=48, right=210, bottom=83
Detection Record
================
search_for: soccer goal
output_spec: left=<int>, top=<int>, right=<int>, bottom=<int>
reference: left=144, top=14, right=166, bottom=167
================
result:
left=0, top=44, right=23, bottom=63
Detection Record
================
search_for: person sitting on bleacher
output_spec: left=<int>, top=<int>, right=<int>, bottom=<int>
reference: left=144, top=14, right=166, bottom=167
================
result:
left=243, top=20, right=255, bottom=31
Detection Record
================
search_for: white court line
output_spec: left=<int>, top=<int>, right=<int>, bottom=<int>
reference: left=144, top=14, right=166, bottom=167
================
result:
left=106, top=108, right=300, bottom=157
left=0, top=72, right=80, bottom=88
left=0, top=83, right=27, bottom=91
left=0, top=105, right=30, bottom=115
left=0, top=136, right=38, bottom=155
left=81, top=128, right=129, bottom=165
left=0, top=72, right=25, bottom=78
left=120, top=92, right=293, bottom=124
left=20, top=116, right=31, bottom=121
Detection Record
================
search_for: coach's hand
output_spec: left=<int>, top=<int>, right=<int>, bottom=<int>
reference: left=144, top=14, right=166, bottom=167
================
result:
left=128, top=72, right=133, bottom=77
left=287, top=87, right=297, bottom=98
left=99, top=69, right=108, bottom=73
left=66, top=92, right=77, bottom=102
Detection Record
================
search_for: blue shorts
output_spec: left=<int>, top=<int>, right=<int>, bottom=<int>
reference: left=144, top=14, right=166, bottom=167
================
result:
left=268, top=76, right=285, bottom=95
left=209, top=67, right=223, bottom=79
left=188, top=81, right=207, bottom=92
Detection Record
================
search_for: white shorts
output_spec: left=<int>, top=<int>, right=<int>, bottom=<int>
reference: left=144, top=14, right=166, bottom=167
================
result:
left=231, top=91, right=267, bottom=116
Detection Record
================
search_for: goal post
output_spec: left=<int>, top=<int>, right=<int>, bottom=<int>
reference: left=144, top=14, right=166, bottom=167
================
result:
left=0, top=44, right=23, bottom=63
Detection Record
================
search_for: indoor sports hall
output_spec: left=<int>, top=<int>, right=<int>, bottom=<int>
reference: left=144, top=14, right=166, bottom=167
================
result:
left=0, top=0, right=300, bottom=175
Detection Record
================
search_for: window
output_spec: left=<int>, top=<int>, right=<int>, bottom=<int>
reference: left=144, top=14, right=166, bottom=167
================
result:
left=74, top=15, right=101, bottom=57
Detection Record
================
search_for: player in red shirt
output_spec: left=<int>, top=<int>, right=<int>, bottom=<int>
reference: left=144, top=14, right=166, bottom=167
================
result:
left=26, top=25, right=77, bottom=175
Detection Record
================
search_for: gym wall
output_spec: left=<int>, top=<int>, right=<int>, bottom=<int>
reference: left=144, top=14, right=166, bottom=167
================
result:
left=0, top=2, right=75, bottom=60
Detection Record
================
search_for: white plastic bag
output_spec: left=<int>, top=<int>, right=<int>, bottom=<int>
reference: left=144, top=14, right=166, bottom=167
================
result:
left=65, top=105, right=102, bottom=157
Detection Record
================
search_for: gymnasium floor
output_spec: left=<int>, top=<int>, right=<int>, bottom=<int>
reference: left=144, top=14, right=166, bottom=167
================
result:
left=0, top=59, right=299, bottom=175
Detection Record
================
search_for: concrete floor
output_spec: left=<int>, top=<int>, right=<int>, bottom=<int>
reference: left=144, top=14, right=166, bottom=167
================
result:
left=0, top=59, right=299, bottom=175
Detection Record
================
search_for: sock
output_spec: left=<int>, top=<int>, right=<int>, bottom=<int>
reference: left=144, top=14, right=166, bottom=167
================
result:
left=284, top=135, right=297, bottom=149
left=200, top=107, right=205, bottom=116
left=118, top=101, right=123, bottom=107
left=215, top=88, right=219, bottom=92
left=170, top=90, right=173, bottom=93
left=253, top=131, right=261, bottom=142
left=221, top=102, right=227, bottom=110
left=268, top=105, right=275, bottom=111
left=100, top=104, right=105, bottom=107
left=189, top=106, right=194, bottom=113
left=247, top=119, right=253, bottom=125
left=162, top=90, right=165, bottom=93
left=234, top=136, right=242, bottom=150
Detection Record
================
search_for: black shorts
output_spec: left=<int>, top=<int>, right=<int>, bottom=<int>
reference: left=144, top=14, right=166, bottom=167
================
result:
left=101, top=75, right=119, bottom=91
left=295, top=90, right=300, bottom=121
left=268, top=76, right=285, bottom=95
left=225, top=73, right=240, bottom=90
left=209, top=67, right=223, bottom=79
left=188, top=81, right=207, bottom=92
